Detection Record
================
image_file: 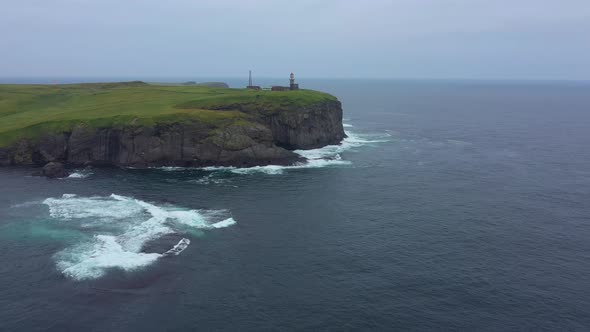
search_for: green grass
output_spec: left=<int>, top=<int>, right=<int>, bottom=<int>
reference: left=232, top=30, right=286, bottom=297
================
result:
left=176, top=88, right=337, bottom=113
left=0, top=82, right=336, bottom=146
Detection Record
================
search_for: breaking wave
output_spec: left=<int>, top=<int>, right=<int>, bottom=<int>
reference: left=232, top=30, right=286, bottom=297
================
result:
left=201, top=130, right=390, bottom=175
left=163, top=238, right=191, bottom=256
left=67, top=170, right=92, bottom=179
left=42, top=194, right=236, bottom=280
left=152, top=128, right=389, bottom=176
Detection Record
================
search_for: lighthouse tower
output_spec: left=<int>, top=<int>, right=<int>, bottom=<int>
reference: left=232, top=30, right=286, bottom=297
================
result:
left=289, top=72, right=299, bottom=90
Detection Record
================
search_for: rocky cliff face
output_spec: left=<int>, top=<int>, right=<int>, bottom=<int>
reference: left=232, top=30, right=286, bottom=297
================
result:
left=265, top=100, right=346, bottom=150
left=0, top=101, right=345, bottom=168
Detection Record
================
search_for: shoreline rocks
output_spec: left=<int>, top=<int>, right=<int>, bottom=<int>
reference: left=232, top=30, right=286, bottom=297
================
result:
left=41, top=162, right=69, bottom=178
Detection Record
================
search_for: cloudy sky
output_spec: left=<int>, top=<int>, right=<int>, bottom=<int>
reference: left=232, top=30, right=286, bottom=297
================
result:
left=2, top=0, right=589, bottom=80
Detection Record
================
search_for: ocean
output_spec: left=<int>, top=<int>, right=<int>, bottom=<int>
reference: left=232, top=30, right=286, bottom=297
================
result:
left=1, top=79, right=590, bottom=331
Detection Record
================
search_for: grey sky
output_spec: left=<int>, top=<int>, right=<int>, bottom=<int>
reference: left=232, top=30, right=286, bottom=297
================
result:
left=2, top=0, right=590, bottom=80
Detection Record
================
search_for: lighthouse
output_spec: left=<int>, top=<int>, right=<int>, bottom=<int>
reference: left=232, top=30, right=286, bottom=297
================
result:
left=289, top=72, right=299, bottom=90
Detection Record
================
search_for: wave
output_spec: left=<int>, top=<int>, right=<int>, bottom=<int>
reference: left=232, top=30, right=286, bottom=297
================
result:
left=67, top=171, right=93, bottom=179
left=238, top=130, right=389, bottom=174
left=57, top=235, right=162, bottom=280
left=150, top=128, right=389, bottom=176
left=44, top=194, right=144, bottom=221
left=208, top=218, right=237, bottom=229
left=200, top=130, right=389, bottom=175
left=160, top=167, right=187, bottom=172
left=43, top=194, right=236, bottom=280
left=163, top=238, right=191, bottom=256
left=187, top=174, right=230, bottom=185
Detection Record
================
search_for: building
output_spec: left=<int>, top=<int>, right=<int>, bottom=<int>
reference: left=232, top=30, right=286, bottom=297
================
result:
left=247, top=72, right=299, bottom=91
left=269, top=73, right=300, bottom=91
left=271, top=86, right=289, bottom=91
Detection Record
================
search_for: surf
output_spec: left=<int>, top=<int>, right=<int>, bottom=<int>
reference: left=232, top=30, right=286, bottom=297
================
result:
left=163, top=238, right=191, bottom=256
left=148, top=127, right=389, bottom=176
left=42, top=194, right=237, bottom=280
left=200, top=129, right=389, bottom=175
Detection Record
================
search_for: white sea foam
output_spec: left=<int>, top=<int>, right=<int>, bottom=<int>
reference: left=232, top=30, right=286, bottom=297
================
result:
left=343, top=123, right=354, bottom=128
left=57, top=235, right=162, bottom=280
left=43, top=194, right=236, bottom=280
left=221, top=130, right=389, bottom=175
left=209, top=218, right=237, bottom=229
left=163, top=238, right=191, bottom=256
left=67, top=171, right=92, bottom=179
left=43, top=194, right=144, bottom=220
left=229, top=165, right=290, bottom=175
left=161, top=166, right=187, bottom=171
left=153, top=128, right=389, bottom=175
left=188, top=174, right=229, bottom=185
left=296, top=130, right=390, bottom=160
left=202, top=166, right=236, bottom=172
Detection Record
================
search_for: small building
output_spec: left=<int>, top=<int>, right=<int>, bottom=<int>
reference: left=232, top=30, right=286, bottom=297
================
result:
left=269, top=73, right=300, bottom=91
left=247, top=72, right=300, bottom=91
left=271, top=86, right=289, bottom=91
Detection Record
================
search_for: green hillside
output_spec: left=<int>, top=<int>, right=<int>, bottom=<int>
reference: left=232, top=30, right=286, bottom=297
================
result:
left=0, top=82, right=336, bottom=146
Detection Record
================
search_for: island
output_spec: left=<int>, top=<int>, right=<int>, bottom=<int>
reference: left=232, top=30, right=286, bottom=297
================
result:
left=0, top=81, right=346, bottom=171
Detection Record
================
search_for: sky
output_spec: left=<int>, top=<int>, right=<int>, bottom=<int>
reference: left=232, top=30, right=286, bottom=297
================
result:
left=1, top=0, right=590, bottom=80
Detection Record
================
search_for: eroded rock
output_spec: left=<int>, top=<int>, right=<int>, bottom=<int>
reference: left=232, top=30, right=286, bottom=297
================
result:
left=42, top=162, right=69, bottom=178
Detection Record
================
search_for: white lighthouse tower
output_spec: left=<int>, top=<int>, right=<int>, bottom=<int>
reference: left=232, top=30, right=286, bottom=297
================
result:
left=289, top=72, right=299, bottom=90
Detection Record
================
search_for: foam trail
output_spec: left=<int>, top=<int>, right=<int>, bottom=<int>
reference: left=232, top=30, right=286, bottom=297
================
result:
left=44, top=194, right=144, bottom=220
left=209, top=218, right=237, bottom=229
left=163, top=238, right=191, bottom=256
left=42, top=194, right=237, bottom=280
left=10, top=200, right=43, bottom=208
left=188, top=174, right=229, bottom=185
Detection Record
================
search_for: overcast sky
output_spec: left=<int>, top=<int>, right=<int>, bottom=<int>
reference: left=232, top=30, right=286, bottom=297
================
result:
left=2, top=0, right=590, bottom=80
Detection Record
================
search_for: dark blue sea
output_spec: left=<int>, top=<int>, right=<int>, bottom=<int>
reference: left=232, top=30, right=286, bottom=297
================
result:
left=1, top=79, right=590, bottom=331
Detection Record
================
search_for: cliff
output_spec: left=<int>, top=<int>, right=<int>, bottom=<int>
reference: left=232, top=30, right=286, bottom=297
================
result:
left=0, top=82, right=345, bottom=168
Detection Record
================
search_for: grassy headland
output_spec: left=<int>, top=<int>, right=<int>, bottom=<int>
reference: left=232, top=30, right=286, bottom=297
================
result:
left=0, top=82, right=336, bottom=146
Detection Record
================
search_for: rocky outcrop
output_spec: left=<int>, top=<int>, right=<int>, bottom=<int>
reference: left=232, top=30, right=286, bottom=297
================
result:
left=264, top=100, right=346, bottom=149
left=32, top=122, right=298, bottom=168
left=0, top=148, right=10, bottom=166
left=42, top=162, right=69, bottom=178
left=0, top=101, right=345, bottom=168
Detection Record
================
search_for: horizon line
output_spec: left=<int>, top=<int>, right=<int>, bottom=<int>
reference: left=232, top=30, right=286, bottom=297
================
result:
left=1, top=76, right=589, bottom=83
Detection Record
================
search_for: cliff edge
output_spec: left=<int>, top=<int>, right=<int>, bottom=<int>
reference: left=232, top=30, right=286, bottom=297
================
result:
left=0, top=82, right=346, bottom=168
